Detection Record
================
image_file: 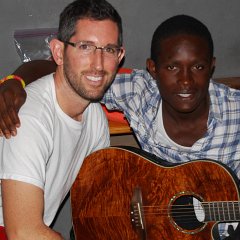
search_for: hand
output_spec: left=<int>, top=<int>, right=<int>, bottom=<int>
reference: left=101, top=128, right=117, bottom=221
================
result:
left=0, top=79, right=26, bottom=138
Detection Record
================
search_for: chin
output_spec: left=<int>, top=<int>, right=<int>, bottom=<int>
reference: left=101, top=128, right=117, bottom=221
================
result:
left=175, top=102, right=199, bottom=112
left=84, top=93, right=105, bottom=102
left=178, top=107, right=198, bottom=114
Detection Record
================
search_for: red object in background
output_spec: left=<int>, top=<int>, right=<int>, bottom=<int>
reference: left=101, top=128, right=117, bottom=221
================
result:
left=101, top=104, right=128, bottom=123
left=0, top=226, right=7, bottom=240
left=117, top=68, right=132, bottom=74
left=102, top=68, right=132, bottom=124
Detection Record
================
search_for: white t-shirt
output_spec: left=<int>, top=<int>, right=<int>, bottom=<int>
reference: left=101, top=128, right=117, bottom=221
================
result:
left=154, top=101, right=191, bottom=151
left=0, top=73, right=110, bottom=226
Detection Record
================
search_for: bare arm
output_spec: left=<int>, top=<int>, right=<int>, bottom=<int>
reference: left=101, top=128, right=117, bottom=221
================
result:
left=2, top=180, right=63, bottom=240
left=0, top=60, right=56, bottom=138
left=13, top=60, right=57, bottom=84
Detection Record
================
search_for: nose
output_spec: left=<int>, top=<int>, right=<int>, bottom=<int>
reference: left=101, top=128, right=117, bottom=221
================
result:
left=91, top=49, right=104, bottom=71
left=178, top=68, right=193, bottom=85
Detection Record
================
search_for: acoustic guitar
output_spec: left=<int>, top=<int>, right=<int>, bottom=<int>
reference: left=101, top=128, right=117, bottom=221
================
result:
left=70, top=147, right=240, bottom=240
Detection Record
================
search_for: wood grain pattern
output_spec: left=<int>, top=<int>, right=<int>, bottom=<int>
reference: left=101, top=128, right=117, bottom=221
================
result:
left=70, top=147, right=239, bottom=240
left=108, top=120, right=132, bottom=135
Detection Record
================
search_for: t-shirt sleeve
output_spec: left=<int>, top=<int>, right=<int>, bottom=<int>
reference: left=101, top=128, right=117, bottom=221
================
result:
left=0, top=115, right=52, bottom=190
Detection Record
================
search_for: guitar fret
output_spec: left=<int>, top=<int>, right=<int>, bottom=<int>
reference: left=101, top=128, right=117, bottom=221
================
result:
left=227, top=202, right=231, bottom=221
left=233, top=202, right=236, bottom=220
left=203, top=203, right=210, bottom=221
left=225, top=202, right=230, bottom=221
left=230, top=202, right=235, bottom=220
left=234, top=202, right=240, bottom=220
left=224, top=202, right=229, bottom=221
left=213, top=202, right=216, bottom=221
left=217, top=202, right=221, bottom=221
left=224, top=202, right=231, bottom=221
left=210, top=202, right=215, bottom=221
left=205, top=202, right=216, bottom=221
left=221, top=202, right=225, bottom=221
left=205, top=202, right=211, bottom=221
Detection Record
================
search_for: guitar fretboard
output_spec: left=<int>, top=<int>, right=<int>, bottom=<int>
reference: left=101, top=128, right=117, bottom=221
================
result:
left=203, top=201, right=240, bottom=222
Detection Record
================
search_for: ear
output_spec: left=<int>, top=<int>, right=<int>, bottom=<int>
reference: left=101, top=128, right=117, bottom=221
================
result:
left=117, top=47, right=126, bottom=65
left=146, top=58, right=157, bottom=79
left=210, top=57, right=216, bottom=77
left=50, top=39, right=64, bottom=66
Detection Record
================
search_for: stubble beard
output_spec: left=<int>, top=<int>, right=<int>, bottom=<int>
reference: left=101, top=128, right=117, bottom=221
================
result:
left=63, top=61, right=115, bottom=102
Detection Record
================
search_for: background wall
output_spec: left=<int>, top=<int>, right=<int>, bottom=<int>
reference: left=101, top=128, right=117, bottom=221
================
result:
left=1, top=0, right=240, bottom=239
left=1, top=0, right=240, bottom=79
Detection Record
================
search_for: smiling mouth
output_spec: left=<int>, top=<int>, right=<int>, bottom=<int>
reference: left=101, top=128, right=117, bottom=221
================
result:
left=178, top=93, right=192, bottom=98
left=86, top=76, right=103, bottom=82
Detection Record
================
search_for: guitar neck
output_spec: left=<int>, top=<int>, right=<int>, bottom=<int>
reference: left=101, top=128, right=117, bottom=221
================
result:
left=203, top=201, right=240, bottom=222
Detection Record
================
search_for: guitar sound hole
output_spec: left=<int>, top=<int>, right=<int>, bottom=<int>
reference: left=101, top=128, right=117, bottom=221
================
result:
left=170, top=195, right=205, bottom=232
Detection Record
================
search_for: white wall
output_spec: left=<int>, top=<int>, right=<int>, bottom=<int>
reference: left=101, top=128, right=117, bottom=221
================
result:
left=1, top=0, right=240, bottom=79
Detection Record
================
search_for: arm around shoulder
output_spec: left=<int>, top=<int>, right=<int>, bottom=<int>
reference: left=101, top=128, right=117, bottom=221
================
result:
left=0, top=60, right=56, bottom=138
left=13, top=60, right=57, bottom=85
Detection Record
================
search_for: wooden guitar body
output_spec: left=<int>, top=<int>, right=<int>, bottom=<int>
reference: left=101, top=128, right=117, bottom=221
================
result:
left=70, top=147, right=239, bottom=240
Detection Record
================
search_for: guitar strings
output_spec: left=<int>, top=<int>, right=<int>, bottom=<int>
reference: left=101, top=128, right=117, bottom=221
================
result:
left=131, top=203, right=239, bottom=222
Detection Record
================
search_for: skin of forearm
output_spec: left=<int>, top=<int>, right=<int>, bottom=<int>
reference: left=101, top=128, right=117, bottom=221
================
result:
left=13, top=60, right=57, bottom=85
left=2, top=180, right=64, bottom=240
left=6, top=224, right=64, bottom=240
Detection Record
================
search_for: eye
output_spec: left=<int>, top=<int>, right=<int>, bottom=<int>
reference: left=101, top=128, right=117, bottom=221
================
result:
left=78, top=43, right=93, bottom=51
left=167, top=65, right=177, bottom=71
left=103, top=47, right=117, bottom=54
left=194, top=65, right=204, bottom=70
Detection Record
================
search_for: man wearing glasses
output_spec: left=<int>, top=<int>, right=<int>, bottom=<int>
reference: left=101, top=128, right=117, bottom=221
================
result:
left=0, top=0, right=124, bottom=239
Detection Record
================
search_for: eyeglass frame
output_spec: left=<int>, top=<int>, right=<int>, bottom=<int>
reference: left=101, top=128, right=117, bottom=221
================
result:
left=64, top=40, right=123, bottom=59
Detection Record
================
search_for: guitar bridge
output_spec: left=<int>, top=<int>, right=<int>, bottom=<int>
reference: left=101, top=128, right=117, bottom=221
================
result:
left=130, top=187, right=146, bottom=240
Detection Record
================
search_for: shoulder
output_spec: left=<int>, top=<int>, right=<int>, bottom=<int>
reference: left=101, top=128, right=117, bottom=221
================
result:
left=86, top=102, right=108, bottom=123
left=19, top=73, right=56, bottom=134
left=209, top=80, right=240, bottom=100
left=24, top=73, right=54, bottom=107
left=115, top=69, right=154, bottom=84
left=209, top=80, right=240, bottom=119
left=112, top=69, right=158, bottom=95
left=83, top=102, right=110, bottom=147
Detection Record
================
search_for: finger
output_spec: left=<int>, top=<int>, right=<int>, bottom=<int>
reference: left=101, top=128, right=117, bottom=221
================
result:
left=0, top=82, right=26, bottom=138
left=0, top=95, right=10, bottom=137
left=1, top=114, right=18, bottom=137
left=12, top=91, right=27, bottom=128
left=2, top=91, right=21, bottom=130
left=5, top=101, right=21, bottom=128
left=0, top=115, right=17, bottom=138
left=0, top=114, right=12, bottom=139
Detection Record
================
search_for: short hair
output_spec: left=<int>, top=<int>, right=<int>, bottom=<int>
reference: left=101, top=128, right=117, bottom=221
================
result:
left=57, top=0, right=123, bottom=46
left=150, top=15, right=214, bottom=63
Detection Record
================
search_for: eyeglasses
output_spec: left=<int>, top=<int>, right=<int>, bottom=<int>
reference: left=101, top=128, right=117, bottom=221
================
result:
left=64, top=41, right=123, bottom=58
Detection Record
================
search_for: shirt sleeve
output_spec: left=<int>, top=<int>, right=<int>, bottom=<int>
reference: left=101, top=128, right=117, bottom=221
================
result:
left=102, top=72, right=135, bottom=111
left=0, top=115, right=52, bottom=190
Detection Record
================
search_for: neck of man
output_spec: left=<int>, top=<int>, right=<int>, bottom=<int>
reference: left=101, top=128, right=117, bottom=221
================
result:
left=162, top=96, right=210, bottom=146
left=53, top=70, right=90, bottom=122
left=162, top=95, right=210, bottom=125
